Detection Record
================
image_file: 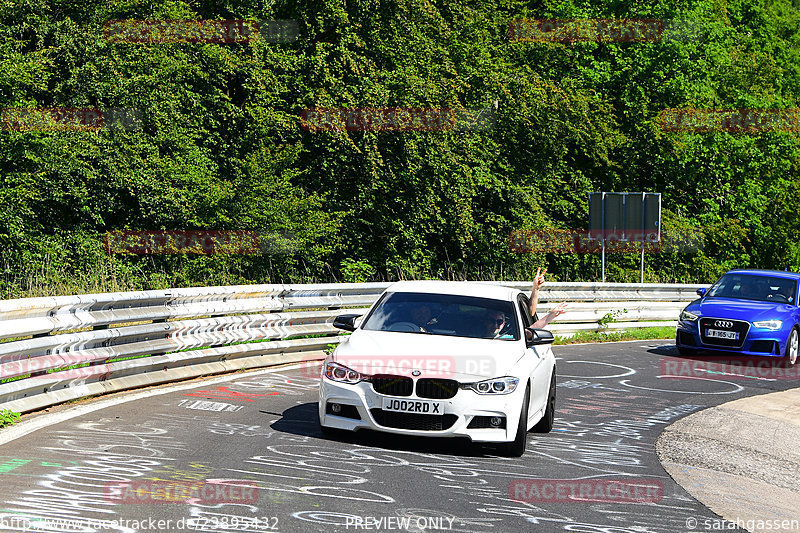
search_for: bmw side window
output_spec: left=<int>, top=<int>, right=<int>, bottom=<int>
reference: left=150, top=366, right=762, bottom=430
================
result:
left=520, top=294, right=539, bottom=324
left=518, top=295, right=534, bottom=327
left=518, top=302, right=530, bottom=328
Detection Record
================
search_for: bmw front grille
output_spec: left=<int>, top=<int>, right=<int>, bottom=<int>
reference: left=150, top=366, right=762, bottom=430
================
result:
left=370, top=375, right=413, bottom=396
left=415, top=379, right=459, bottom=399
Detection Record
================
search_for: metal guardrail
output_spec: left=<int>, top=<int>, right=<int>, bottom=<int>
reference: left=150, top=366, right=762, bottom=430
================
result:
left=0, top=281, right=705, bottom=414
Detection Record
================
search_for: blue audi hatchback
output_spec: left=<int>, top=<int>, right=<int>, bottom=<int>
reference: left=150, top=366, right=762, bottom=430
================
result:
left=676, top=269, right=800, bottom=364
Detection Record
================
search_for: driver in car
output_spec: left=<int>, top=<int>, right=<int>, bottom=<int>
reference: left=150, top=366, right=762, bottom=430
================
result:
left=779, top=285, right=795, bottom=303
left=483, top=311, right=510, bottom=339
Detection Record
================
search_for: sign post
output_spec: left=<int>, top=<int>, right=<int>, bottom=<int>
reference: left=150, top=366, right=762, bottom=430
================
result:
left=589, top=192, right=661, bottom=282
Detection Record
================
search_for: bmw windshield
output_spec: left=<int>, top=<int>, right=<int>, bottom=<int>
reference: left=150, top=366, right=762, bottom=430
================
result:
left=706, top=274, right=798, bottom=305
left=361, top=291, right=520, bottom=340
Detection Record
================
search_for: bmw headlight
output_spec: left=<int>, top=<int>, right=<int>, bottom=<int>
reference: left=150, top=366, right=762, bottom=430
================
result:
left=324, top=362, right=364, bottom=384
left=752, top=320, right=782, bottom=330
left=680, top=310, right=699, bottom=322
left=462, top=377, right=519, bottom=395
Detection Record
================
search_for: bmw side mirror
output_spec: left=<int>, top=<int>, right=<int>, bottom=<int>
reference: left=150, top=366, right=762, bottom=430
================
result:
left=697, top=288, right=707, bottom=298
left=526, top=328, right=555, bottom=347
left=333, top=314, right=361, bottom=332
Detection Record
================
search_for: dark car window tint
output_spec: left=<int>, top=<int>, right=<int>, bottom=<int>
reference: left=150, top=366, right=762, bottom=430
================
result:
left=361, top=291, right=520, bottom=340
left=707, top=274, right=798, bottom=304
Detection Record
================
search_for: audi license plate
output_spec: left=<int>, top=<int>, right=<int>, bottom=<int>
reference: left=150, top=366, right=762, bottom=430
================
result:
left=706, top=329, right=738, bottom=340
left=382, top=398, right=442, bottom=414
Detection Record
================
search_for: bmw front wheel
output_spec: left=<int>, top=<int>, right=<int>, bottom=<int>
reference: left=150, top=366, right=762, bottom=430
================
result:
left=499, top=384, right=530, bottom=457
left=532, top=369, right=556, bottom=433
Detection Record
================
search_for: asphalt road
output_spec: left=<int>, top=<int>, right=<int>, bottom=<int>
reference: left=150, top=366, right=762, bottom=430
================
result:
left=0, top=341, right=795, bottom=533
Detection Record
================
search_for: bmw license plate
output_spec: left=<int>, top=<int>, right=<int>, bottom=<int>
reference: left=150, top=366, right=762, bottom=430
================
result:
left=382, top=398, right=442, bottom=414
left=706, top=329, right=738, bottom=340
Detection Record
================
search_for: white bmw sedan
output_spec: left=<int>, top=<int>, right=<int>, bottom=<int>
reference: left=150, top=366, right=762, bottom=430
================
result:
left=318, top=280, right=557, bottom=456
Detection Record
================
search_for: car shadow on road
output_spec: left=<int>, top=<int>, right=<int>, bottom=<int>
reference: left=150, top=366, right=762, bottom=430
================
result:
left=646, top=344, right=797, bottom=384
left=268, top=402, right=504, bottom=457
left=646, top=344, right=679, bottom=356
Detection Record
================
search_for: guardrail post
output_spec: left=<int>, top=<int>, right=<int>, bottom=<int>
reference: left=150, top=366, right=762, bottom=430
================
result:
left=90, top=323, right=109, bottom=364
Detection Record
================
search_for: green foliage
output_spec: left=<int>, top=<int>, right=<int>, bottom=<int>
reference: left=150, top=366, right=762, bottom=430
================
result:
left=340, top=258, right=375, bottom=283
left=0, top=0, right=799, bottom=297
left=555, top=326, right=675, bottom=345
left=598, top=308, right=628, bottom=327
left=0, top=409, right=20, bottom=428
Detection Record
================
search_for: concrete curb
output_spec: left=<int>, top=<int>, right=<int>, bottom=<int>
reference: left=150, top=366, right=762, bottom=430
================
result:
left=656, top=388, right=800, bottom=533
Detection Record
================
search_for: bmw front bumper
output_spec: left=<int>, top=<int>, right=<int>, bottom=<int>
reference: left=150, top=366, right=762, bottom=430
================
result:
left=318, top=377, right=528, bottom=443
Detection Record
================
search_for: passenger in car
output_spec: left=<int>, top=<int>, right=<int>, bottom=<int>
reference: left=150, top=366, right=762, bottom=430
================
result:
left=738, top=283, right=757, bottom=300
left=410, top=304, right=435, bottom=332
left=526, top=267, right=567, bottom=337
left=531, top=302, right=568, bottom=329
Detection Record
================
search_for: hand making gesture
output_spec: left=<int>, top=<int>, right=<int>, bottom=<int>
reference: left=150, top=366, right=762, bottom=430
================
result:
left=527, top=268, right=568, bottom=330
left=529, top=267, right=546, bottom=317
